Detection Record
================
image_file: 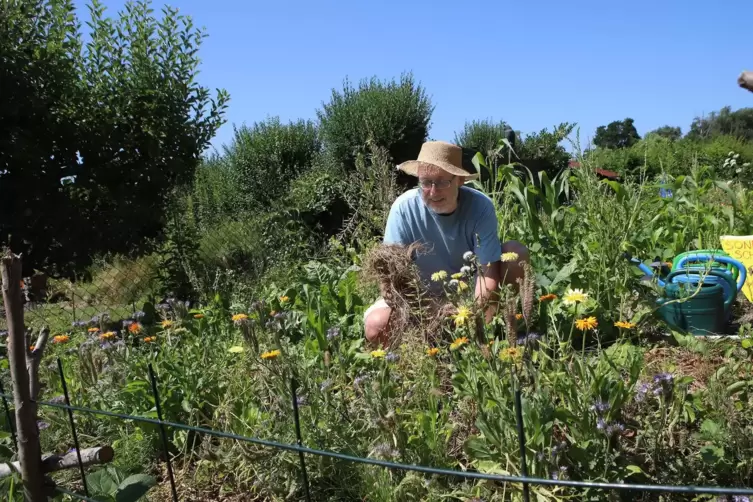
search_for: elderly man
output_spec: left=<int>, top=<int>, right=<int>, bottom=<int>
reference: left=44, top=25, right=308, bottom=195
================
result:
left=364, top=140, right=529, bottom=346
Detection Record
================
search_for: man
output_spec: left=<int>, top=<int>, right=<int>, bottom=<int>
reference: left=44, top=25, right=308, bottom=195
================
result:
left=364, top=140, right=529, bottom=346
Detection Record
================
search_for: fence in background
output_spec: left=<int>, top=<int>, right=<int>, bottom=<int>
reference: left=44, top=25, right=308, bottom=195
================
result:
left=2, top=359, right=753, bottom=501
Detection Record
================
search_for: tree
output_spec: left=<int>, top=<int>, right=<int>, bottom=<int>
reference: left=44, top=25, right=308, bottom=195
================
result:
left=221, top=117, right=321, bottom=211
left=454, top=119, right=516, bottom=171
left=0, top=0, right=229, bottom=277
left=686, top=106, right=753, bottom=142
left=593, top=118, right=641, bottom=149
left=647, top=125, right=682, bottom=141
left=317, top=73, right=433, bottom=174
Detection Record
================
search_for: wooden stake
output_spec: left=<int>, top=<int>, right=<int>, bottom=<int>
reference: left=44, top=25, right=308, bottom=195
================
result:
left=739, top=71, right=753, bottom=93
left=1, top=250, right=45, bottom=501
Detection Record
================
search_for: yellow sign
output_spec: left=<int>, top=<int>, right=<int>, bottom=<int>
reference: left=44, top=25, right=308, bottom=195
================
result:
left=720, top=235, right=753, bottom=303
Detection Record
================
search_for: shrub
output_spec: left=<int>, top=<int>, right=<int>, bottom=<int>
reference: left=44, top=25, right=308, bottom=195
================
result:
left=286, top=159, right=351, bottom=235
left=222, top=117, right=321, bottom=210
left=455, top=118, right=516, bottom=164
left=317, top=73, right=433, bottom=174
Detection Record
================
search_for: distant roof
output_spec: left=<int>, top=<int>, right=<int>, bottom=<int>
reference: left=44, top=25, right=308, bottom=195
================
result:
left=568, top=160, right=620, bottom=180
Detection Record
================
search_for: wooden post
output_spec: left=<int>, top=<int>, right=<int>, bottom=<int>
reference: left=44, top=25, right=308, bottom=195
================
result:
left=1, top=250, right=45, bottom=501
left=739, top=71, right=753, bottom=93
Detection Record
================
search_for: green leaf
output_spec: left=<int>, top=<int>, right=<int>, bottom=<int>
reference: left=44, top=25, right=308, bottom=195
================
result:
left=726, top=381, right=747, bottom=395
left=87, top=468, right=118, bottom=496
left=742, top=338, right=752, bottom=349
left=115, top=474, right=157, bottom=502
left=625, top=465, right=644, bottom=476
left=699, top=445, right=725, bottom=465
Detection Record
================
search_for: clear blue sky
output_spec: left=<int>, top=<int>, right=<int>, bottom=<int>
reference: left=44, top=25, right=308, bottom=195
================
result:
left=76, top=0, right=753, bottom=154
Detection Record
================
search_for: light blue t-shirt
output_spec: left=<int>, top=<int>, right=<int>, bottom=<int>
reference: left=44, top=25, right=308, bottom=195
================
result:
left=383, top=186, right=502, bottom=292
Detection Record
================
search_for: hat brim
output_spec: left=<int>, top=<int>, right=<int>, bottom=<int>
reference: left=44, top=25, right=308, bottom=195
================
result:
left=397, top=160, right=479, bottom=181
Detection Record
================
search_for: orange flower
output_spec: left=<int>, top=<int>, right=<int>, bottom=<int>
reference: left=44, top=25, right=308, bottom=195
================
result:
left=161, top=320, right=173, bottom=328
left=193, top=314, right=204, bottom=319
left=128, top=323, right=142, bottom=335
left=143, top=336, right=157, bottom=343
left=99, top=331, right=116, bottom=341
left=29, top=345, right=36, bottom=352
left=52, top=335, right=70, bottom=344
left=575, top=317, right=598, bottom=331
left=426, top=347, right=440, bottom=357
left=87, top=327, right=99, bottom=333
left=614, top=321, right=635, bottom=329
left=539, top=293, right=557, bottom=302
left=515, top=313, right=523, bottom=320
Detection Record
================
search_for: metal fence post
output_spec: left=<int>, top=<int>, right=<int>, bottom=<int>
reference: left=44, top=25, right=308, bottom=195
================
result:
left=148, top=364, right=179, bottom=502
left=57, top=358, right=89, bottom=497
left=290, top=378, right=312, bottom=502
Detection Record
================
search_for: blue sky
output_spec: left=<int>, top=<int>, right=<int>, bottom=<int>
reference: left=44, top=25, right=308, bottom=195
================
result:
left=76, top=0, right=753, bottom=154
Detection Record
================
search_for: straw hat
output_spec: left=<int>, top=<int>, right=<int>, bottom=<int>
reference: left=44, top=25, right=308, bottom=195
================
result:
left=397, top=141, right=479, bottom=181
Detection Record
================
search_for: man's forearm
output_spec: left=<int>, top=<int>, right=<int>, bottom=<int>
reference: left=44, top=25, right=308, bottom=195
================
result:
left=475, top=262, right=501, bottom=323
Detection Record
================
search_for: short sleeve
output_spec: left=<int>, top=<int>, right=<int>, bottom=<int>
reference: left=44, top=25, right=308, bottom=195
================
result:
left=383, top=200, right=409, bottom=245
left=473, top=202, right=502, bottom=267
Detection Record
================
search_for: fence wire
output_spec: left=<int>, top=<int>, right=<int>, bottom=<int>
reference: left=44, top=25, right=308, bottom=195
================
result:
left=2, top=390, right=753, bottom=501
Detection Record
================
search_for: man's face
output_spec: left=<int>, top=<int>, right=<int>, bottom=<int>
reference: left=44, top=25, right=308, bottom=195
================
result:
left=417, top=164, right=463, bottom=214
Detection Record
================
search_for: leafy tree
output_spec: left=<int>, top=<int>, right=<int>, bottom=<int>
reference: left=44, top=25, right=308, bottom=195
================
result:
left=221, top=117, right=321, bottom=211
left=317, top=73, right=433, bottom=174
left=516, top=123, right=576, bottom=176
left=454, top=119, right=516, bottom=171
left=593, top=118, right=641, bottom=149
left=647, top=125, right=682, bottom=141
left=687, top=106, right=753, bottom=142
left=0, top=0, right=228, bottom=277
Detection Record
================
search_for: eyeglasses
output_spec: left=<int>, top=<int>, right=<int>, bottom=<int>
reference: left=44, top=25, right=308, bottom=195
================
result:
left=419, top=176, right=455, bottom=190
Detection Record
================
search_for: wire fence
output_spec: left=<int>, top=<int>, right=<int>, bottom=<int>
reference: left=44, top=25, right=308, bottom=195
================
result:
left=2, top=359, right=753, bottom=501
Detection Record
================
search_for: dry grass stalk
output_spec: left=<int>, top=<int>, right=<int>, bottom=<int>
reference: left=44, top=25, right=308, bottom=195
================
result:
left=361, top=242, right=453, bottom=347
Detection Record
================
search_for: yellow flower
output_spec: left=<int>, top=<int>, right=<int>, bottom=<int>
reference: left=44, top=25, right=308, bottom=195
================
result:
left=279, top=296, right=290, bottom=303
left=128, top=323, right=142, bottom=335
left=456, top=280, right=469, bottom=292
left=370, top=349, right=386, bottom=358
left=539, top=293, right=557, bottom=302
left=451, top=272, right=463, bottom=280
left=228, top=346, right=245, bottom=354
left=431, top=270, right=448, bottom=282
left=563, top=288, right=588, bottom=306
left=575, top=316, right=598, bottom=331
left=143, top=336, right=157, bottom=343
left=161, top=320, right=173, bottom=328
left=501, top=252, right=520, bottom=262
left=426, top=347, right=440, bottom=357
left=193, top=313, right=204, bottom=319
left=99, top=331, right=116, bottom=341
left=261, top=349, right=281, bottom=360
left=450, top=336, right=469, bottom=350
left=515, top=313, right=523, bottom=320
left=87, top=327, right=99, bottom=333
left=499, top=347, right=523, bottom=364
left=453, top=306, right=472, bottom=327
left=52, top=335, right=70, bottom=344
left=614, top=321, right=635, bottom=329
left=232, top=313, right=249, bottom=322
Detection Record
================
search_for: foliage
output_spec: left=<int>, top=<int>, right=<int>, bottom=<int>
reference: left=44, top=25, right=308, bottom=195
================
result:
left=687, top=106, right=753, bottom=142
left=317, top=73, right=433, bottom=174
left=516, top=123, right=576, bottom=177
left=647, top=125, right=682, bottom=141
left=594, top=118, right=641, bottom=149
left=221, top=117, right=321, bottom=210
left=0, top=0, right=229, bottom=278
left=455, top=118, right=516, bottom=170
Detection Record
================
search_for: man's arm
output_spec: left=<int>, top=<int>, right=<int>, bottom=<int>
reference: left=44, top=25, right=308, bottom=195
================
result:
left=472, top=201, right=504, bottom=323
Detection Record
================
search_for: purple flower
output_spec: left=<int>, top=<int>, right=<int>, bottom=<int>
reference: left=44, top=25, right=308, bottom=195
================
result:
left=516, top=332, right=541, bottom=346
left=386, top=352, right=400, bottom=363
left=134, top=311, right=146, bottom=320
left=296, top=395, right=308, bottom=407
left=37, top=421, right=50, bottom=431
left=49, top=395, right=65, bottom=405
left=590, top=399, right=610, bottom=414
left=635, top=382, right=650, bottom=402
left=326, top=327, right=340, bottom=340
left=606, top=423, right=625, bottom=436
left=122, top=320, right=134, bottom=328
left=596, top=418, right=606, bottom=431
left=354, top=374, right=368, bottom=387
left=551, top=441, right=568, bottom=456
left=273, top=312, right=286, bottom=320
left=71, top=321, right=87, bottom=328
left=653, top=372, right=674, bottom=384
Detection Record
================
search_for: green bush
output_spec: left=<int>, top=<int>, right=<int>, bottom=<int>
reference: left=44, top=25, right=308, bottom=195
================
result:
left=286, top=159, right=351, bottom=235
left=222, top=117, right=321, bottom=210
left=317, top=73, right=433, bottom=173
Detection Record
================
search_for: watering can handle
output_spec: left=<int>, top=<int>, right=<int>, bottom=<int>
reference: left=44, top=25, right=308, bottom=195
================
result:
left=674, top=254, right=747, bottom=292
